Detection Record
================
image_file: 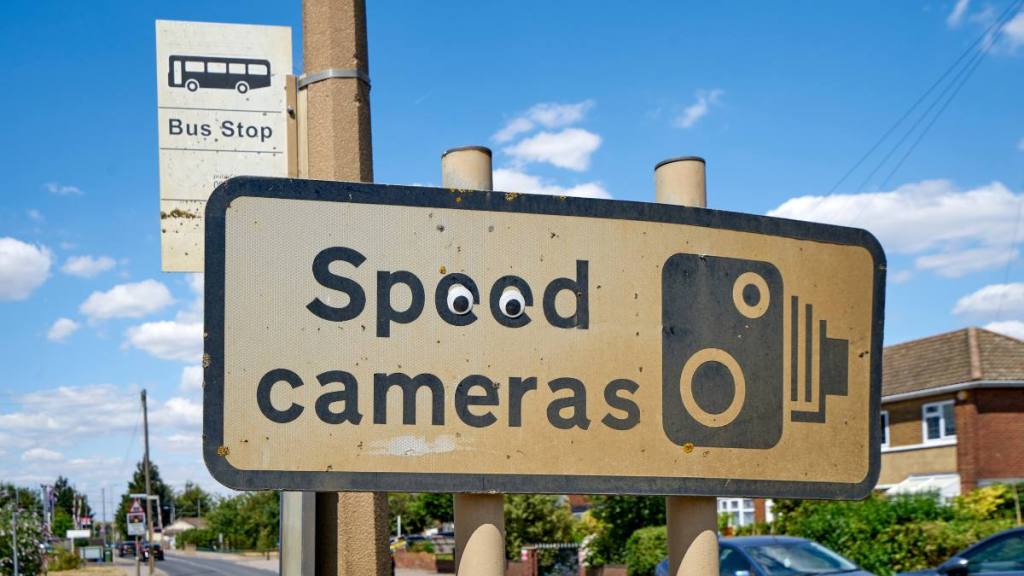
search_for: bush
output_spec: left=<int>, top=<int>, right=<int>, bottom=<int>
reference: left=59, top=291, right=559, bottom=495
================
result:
left=623, top=526, right=666, bottom=576
left=587, top=495, right=665, bottom=566
left=409, top=539, right=434, bottom=554
left=770, top=492, right=1015, bottom=576
left=48, top=547, right=82, bottom=571
left=177, top=527, right=218, bottom=549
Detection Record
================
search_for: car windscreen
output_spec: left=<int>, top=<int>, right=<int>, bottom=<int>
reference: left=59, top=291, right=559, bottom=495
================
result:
left=744, top=541, right=858, bottom=575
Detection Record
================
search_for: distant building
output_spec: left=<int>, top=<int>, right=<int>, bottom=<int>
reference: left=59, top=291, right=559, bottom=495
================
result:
left=162, top=517, right=208, bottom=548
left=878, top=327, right=1024, bottom=499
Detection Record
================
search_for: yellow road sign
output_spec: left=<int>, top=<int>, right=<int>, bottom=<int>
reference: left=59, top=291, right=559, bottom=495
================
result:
left=204, top=177, right=885, bottom=498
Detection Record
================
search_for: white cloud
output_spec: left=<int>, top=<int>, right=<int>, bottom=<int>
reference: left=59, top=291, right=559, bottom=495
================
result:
left=1018, top=137, right=1024, bottom=151
left=62, top=255, right=116, bottom=278
left=161, top=433, right=201, bottom=453
left=47, top=317, right=80, bottom=342
left=768, top=180, right=1023, bottom=278
left=947, top=0, right=970, bottom=27
left=985, top=320, right=1024, bottom=340
left=953, top=283, right=1024, bottom=316
left=22, top=447, right=63, bottom=461
left=916, top=247, right=1018, bottom=278
left=494, top=168, right=611, bottom=200
left=675, top=89, right=724, bottom=129
left=0, top=237, right=52, bottom=300
left=1002, top=11, right=1024, bottom=51
left=180, top=365, right=203, bottom=392
left=27, top=209, right=43, bottom=222
left=80, top=279, right=174, bottom=320
left=161, top=397, right=203, bottom=426
left=890, top=270, right=914, bottom=284
left=493, top=100, right=595, bottom=143
left=503, top=128, right=602, bottom=171
left=45, top=182, right=82, bottom=196
left=124, top=320, right=203, bottom=362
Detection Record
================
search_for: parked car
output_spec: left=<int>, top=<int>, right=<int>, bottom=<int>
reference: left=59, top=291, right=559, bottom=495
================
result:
left=141, top=542, right=165, bottom=561
left=896, top=527, right=1024, bottom=576
left=656, top=536, right=874, bottom=576
left=118, top=541, right=136, bottom=557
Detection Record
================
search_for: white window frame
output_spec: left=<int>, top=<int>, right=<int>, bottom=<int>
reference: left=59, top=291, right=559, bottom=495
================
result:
left=880, top=410, right=890, bottom=449
left=921, top=400, right=956, bottom=444
left=717, top=498, right=755, bottom=527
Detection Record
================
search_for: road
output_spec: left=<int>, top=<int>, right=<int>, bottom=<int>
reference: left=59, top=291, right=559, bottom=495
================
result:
left=159, top=552, right=277, bottom=576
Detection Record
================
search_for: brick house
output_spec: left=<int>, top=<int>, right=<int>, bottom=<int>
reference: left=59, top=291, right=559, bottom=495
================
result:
left=877, top=327, right=1024, bottom=498
left=742, top=327, right=1024, bottom=527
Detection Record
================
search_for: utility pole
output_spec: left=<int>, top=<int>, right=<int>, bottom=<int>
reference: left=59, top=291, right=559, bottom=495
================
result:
left=101, top=487, right=107, bottom=548
left=656, top=157, right=719, bottom=576
left=300, top=1, right=388, bottom=574
left=141, top=390, right=155, bottom=575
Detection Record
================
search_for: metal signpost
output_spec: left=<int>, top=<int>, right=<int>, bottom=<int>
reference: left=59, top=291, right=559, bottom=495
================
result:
left=155, top=20, right=293, bottom=272
left=202, top=176, right=884, bottom=496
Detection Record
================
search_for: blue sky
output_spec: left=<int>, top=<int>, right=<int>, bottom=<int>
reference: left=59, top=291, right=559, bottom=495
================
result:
left=1, top=1, right=1023, bottom=517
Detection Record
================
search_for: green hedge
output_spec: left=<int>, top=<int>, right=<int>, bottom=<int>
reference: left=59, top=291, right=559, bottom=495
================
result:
left=623, top=526, right=666, bottom=576
left=771, top=488, right=1019, bottom=576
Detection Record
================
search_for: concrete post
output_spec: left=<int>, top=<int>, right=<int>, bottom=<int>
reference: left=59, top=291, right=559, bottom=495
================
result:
left=655, top=156, right=719, bottom=576
left=441, top=146, right=506, bottom=576
left=301, top=1, right=389, bottom=574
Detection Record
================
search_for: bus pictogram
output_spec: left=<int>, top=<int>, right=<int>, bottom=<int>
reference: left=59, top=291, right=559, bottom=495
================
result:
left=168, top=55, right=271, bottom=94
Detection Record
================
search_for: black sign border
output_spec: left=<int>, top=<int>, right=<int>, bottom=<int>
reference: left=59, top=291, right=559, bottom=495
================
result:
left=204, top=176, right=885, bottom=499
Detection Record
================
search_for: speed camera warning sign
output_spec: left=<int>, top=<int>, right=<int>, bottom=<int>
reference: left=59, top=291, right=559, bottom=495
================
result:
left=203, top=177, right=885, bottom=499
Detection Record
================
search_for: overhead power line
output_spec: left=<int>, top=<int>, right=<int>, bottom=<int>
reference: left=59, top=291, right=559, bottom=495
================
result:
left=828, top=0, right=1024, bottom=196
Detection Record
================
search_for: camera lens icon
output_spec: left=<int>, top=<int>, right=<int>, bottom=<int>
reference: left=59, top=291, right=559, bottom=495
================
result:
left=678, top=348, right=746, bottom=428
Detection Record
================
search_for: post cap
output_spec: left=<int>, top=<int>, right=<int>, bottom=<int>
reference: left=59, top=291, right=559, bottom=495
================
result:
left=654, top=156, right=706, bottom=171
left=441, top=146, right=493, bottom=158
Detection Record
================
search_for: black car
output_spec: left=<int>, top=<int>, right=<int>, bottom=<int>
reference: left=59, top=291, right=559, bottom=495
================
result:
left=141, top=542, right=165, bottom=561
left=656, top=536, right=874, bottom=576
left=897, top=527, right=1024, bottom=576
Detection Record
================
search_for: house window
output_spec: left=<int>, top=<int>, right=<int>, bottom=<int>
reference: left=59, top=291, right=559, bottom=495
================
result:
left=880, top=411, right=889, bottom=448
left=922, top=400, right=956, bottom=443
left=718, top=498, right=755, bottom=527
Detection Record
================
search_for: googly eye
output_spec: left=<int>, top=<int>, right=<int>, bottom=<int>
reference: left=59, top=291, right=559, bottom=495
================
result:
left=447, top=284, right=474, bottom=315
left=498, top=287, right=526, bottom=319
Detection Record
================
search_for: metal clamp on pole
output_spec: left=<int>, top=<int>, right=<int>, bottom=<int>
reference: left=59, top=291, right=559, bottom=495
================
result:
left=297, top=68, right=371, bottom=90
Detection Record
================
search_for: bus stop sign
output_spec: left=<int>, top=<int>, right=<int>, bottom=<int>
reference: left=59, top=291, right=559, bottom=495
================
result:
left=204, top=178, right=885, bottom=499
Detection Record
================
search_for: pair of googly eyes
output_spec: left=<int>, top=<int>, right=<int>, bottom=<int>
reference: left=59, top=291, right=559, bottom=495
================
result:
left=447, top=284, right=526, bottom=318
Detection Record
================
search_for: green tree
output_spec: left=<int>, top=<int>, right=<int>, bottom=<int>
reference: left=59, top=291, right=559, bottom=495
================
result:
left=504, top=494, right=577, bottom=571
left=413, top=493, right=453, bottom=526
left=175, top=481, right=214, bottom=518
left=1, top=486, right=46, bottom=575
left=52, top=475, right=91, bottom=526
left=114, top=460, right=174, bottom=538
left=587, top=495, right=665, bottom=566
left=388, top=493, right=427, bottom=535
left=206, top=491, right=279, bottom=551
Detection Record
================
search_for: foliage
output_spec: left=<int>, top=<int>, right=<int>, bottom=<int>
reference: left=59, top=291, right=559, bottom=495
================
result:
left=770, top=491, right=1016, bottom=576
left=504, top=494, right=577, bottom=570
left=408, top=539, right=434, bottom=554
left=176, top=527, right=219, bottom=549
left=952, top=483, right=1024, bottom=521
left=114, top=461, right=174, bottom=538
left=0, top=499, right=46, bottom=576
left=622, top=526, right=666, bottom=576
left=47, top=547, right=83, bottom=572
left=388, top=493, right=453, bottom=535
left=174, top=481, right=214, bottom=518
left=206, top=490, right=279, bottom=550
left=586, top=495, right=665, bottom=566
left=53, top=476, right=91, bottom=520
